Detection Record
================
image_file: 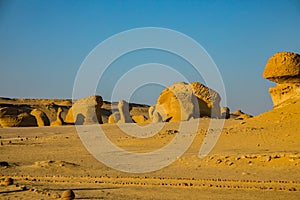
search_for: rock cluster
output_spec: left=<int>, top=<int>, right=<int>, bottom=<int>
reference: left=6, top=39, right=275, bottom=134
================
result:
left=263, top=52, right=300, bottom=108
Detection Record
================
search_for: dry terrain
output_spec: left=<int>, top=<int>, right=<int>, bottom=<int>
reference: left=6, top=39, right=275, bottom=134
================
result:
left=0, top=100, right=299, bottom=199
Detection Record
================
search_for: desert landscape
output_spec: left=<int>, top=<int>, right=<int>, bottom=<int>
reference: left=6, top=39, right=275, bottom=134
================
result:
left=0, top=52, right=299, bottom=199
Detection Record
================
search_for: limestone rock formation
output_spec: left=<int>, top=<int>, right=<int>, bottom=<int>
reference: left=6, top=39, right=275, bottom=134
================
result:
left=108, top=112, right=120, bottom=124
left=221, top=107, right=230, bottom=119
left=50, top=107, right=64, bottom=126
left=132, top=115, right=147, bottom=123
left=153, top=82, right=199, bottom=122
left=190, top=82, right=221, bottom=118
left=263, top=52, right=300, bottom=108
left=0, top=107, right=37, bottom=127
left=65, top=95, right=103, bottom=125
left=149, top=82, right=222, bottom=122
left=30, top=109, right=50, bottom=126
left=118, top=100, right=132, bottom=123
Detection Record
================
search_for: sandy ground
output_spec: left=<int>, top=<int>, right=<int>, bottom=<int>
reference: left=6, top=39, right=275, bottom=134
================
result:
left=0, top=101, right=299, bottom=199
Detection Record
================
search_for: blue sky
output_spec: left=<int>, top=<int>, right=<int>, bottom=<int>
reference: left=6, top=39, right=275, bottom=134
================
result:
left=0, top=0, right=299, bottom=115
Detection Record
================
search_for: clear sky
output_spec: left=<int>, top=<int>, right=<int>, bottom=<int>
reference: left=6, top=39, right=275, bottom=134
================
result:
left=0, top=0, right=299, bottom=115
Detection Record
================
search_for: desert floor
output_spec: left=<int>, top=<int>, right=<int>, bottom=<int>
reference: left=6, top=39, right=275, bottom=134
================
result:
left=0, top=101, right=299, bottom=199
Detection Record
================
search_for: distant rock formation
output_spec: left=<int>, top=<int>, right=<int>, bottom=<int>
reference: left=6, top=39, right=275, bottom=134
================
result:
left=132, top=115, right=147, bottom=123
left=231, top=109, right=252, bottom=120
left=108, top=112, right=120, bottom=124
left=65, top=95, right=103, bottom=125
left=118, top=100, right=133, bottom=123
left=263, top=52, right=300, bottom=108
left=0, top=107, right=37, bottom=127
left=221, top=107, right=230, bottom=119
left=30, top=109, right=50, bottom=126
left=50, top=107, right=64, bottom=126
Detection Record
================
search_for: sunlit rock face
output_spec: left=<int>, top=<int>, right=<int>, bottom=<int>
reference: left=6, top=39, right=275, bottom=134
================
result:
left=263, top=52, right=300, bottom=108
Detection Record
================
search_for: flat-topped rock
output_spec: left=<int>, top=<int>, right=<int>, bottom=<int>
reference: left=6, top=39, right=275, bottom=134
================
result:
left=263, top=52, right=300, bottom=84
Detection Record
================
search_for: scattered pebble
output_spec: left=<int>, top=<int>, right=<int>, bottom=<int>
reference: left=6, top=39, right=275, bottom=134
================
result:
left=2, top=177, right=14, bottom=186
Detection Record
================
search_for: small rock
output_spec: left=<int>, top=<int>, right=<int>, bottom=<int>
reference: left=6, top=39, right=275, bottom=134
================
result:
left=216, top=159, right=222, bottom=164
left=2, top=177, right=14, bottom=186
left=0, top=161, right=9, bottom=167
left=61, top=189, right=75, bottom=200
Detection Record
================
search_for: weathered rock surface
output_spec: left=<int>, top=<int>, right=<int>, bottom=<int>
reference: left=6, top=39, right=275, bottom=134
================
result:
left=108, top=112, right=120, bottom=124
left=150, top=82, right=221, bottom=122
left=65, top=95, right=103, bottom=125
left=30, top=109, right=50, bottom=126
left=0, top=107, right=37, bottom=127
left=221, top=107, right=230, bottom=119
left=154, top=82, right=199, bottom=122
left=50, top=107, right=64, bottom=126
left=263, top=52, right=300, bottom=108
left=132, top=115, right=147, bottom=123
left=263, top=52, right=300, bottom=84
left=118, top=100, right=132, bottom=123
left=190, top=82, right=221, bottom=118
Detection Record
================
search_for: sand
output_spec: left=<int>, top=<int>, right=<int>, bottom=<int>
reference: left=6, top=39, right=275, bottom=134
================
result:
left=0, top=101, right=299, bottom=199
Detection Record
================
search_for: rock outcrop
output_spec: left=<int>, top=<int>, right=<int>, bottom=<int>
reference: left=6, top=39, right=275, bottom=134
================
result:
left=65, top=95, right=103, bottom=125
left=0, top=107, right=37, bottom=127
left=220, top=107, right=230, bottom=119
left=108, top=112, right=120, bottom=124
left=118, top=100, right=132, bottom=123
left=190, top=82, right=221, bottom=118
left=50, top=107, right=64, bottom=126
left=263, top=52, right=300, bottom=108
left=149, top=82, right=222, bottom=122
left=152, top=82, right=199, bottom=122
left=132, top=115, right=147, bottom=123
left=30, top=109, right=50, bottom=126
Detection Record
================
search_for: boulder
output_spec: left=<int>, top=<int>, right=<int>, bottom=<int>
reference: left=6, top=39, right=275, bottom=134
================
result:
left=65, top=95, right=103, bottom=125
left=30, top=109, right=50, bottom=126
left=263, top=52, right=300, bottom=108
left=189, top=82, right=221, bottom=118
left=154, top=82, right=199, bottom=122
left=118, top=100, right=132, bottom=123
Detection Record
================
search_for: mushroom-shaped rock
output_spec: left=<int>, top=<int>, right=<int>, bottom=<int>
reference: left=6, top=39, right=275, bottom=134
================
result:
left=189, top=82, right=221, bottom=118
left=155, top=82, right=199, bottom=122
left=61, top=189, right=75, bottom=200
left=65, top=95, right=103, bottom=125
left=30, top=109, right=50, bottom=126
left=263, top=52, right=300, bottom=84
left=263, top=52, right=300, bottom=108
